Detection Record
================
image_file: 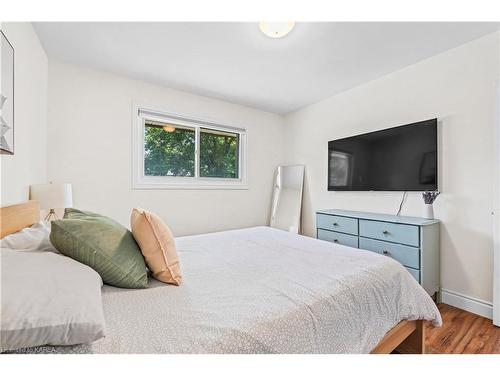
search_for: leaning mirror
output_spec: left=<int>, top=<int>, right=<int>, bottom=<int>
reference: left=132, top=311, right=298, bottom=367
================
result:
left=270, top=165, right=305, bottom=234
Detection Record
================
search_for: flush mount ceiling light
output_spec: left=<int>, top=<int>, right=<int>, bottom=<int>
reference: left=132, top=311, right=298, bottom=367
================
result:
left=259, top=22, right=295, bottom=38
left=163, top=125, right=176, bottom=133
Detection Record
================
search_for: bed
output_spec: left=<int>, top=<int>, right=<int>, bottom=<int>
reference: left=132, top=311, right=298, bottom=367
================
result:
left=0, top=201, right=441, bottom=354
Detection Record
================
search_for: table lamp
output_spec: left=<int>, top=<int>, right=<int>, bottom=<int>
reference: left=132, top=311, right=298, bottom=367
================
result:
left=29, top=183, right=73, bottom=221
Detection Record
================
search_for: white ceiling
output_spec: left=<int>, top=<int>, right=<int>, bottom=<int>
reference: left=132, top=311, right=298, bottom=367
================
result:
left=33, top=22, right=500, bottom=114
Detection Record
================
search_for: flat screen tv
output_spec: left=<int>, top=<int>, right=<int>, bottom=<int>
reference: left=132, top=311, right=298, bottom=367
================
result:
left=328, top=119, right=437, bottom=191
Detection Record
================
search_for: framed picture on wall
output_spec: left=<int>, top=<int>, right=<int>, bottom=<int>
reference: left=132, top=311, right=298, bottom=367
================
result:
left=1, top=29, right=14, bottom=155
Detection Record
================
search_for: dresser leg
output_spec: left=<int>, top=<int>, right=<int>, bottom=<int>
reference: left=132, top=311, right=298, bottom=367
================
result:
left=430, top=290, right=441, bottom=304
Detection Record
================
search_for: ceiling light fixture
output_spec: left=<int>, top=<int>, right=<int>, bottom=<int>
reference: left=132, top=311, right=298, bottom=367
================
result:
left=163, top=125, right=176, bottom=133
left=259, top=22, right=295, bottom=39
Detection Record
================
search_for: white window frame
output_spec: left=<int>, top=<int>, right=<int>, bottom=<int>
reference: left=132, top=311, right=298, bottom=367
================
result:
left=132, top=103, right=248, bottom=190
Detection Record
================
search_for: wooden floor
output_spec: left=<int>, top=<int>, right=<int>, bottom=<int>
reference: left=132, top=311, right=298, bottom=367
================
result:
left=425, top=303, right=500, bottom=354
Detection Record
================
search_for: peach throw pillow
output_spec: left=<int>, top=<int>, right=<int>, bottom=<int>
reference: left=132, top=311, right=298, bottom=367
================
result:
left=130, top=208, right=182, bottom=285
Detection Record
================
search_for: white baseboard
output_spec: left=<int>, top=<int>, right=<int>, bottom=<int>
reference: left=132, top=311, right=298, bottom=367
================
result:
left=441, top=289, right=493, bottom=320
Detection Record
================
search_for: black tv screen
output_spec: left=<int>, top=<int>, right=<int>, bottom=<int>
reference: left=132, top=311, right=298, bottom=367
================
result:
left=328, top=119, right=437, bottom=191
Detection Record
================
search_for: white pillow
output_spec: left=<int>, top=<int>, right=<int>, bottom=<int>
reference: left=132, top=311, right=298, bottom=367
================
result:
left=0, top=221, right=58, bottom=253
left=0, top=249, right=106, bottom=351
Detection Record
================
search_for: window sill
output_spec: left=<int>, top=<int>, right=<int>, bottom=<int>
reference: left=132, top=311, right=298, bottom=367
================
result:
left=132, top=181, right=249, bottom=190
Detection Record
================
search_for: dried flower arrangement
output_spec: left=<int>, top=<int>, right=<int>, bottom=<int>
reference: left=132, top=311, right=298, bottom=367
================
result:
left=422, top=190, right=440, bottom=205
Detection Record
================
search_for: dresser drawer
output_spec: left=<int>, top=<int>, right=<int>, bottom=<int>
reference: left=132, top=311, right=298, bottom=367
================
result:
left=359, top=237, right=420, bottom=269
left=405, top=267, right=420, bottom=283
left=317, top=229, right=359, bottom=248
left=316, top=214, right=358, bottom=235
left=359, top=220, right=419, bottom=247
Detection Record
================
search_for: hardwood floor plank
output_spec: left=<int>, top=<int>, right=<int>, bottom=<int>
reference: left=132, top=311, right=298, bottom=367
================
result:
left=425, top=303, right=500, bottom=354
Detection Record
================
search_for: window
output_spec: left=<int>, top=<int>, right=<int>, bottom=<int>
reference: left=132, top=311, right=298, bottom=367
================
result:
left=328, top=151, right=352, bottom=188
left=144, top=121, right=196, bottom=177
left=133, top=105, right=247, bottom=189
left=199, top=128, right=239, bottom=178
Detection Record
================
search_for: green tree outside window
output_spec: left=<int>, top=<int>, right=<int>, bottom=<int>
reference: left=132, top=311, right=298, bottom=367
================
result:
left=144, top=122, right=239, bottom=179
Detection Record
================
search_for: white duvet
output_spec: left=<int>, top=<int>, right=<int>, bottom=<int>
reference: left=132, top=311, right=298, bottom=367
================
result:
left=22, top=226, right=441, bottom=354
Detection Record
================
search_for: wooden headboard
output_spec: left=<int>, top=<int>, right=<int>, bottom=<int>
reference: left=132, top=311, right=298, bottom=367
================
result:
left=0, top=201, right=40, bottom=239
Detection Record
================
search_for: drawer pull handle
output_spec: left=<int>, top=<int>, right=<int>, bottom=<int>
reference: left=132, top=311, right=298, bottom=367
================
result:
left=333, top=239, right=339, bottom=243
left=383, top=250, right=389, bottom=255
left=333, top=222, right=339, bottom=226
left=382, top=230, right=390, bottom=235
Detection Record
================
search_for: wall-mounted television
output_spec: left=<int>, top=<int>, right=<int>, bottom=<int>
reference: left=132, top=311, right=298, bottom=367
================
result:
left=328, top=119, right=437, bottom=191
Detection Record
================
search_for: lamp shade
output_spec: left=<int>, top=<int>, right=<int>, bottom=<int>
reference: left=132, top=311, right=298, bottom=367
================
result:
left=30, top=183, right=73, bottom=210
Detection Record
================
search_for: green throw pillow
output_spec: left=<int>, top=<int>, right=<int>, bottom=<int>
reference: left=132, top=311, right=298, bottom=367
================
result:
left=50, top=208, right=148, bottom=289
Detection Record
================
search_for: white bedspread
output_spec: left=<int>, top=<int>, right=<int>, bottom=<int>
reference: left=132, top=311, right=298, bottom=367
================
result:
left=24, top=226, right=441, bottom=354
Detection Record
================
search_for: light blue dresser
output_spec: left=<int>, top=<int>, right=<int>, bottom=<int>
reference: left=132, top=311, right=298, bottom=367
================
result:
left=316, top=209, right=440, bottom=298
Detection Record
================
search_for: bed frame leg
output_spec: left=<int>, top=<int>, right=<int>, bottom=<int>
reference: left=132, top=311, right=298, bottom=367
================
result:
left=395, top=320, right=425, bottom=354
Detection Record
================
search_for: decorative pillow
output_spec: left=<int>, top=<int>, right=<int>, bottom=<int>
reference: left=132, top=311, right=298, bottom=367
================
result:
left=50, top=208, right=148, bottom=289
left=0, top=249, right=105, bottom=351
left=0, top=221, right=58, bottom=253
left=131, top=208, right=182, bottom=285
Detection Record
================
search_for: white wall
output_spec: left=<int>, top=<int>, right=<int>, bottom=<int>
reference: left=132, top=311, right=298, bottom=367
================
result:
left=285, top=32, right=500, bottom=305
left=47, top=61, right=285, bottom=235
left=494, top=34, right=500, bottom=325
left=0, top=23, right=48, bottom=205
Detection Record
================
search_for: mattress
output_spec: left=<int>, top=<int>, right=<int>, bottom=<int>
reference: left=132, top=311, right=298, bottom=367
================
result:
left=23, top=226, right=441, bottom=353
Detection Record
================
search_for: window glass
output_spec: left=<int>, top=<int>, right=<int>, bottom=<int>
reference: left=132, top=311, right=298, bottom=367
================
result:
left=199, top=128, right=239, bottom=178
left=144, top=121, right=195, bottom=177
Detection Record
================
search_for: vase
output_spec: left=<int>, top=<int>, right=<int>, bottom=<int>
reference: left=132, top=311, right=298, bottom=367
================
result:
left=423, top=204, right=434, bottom=219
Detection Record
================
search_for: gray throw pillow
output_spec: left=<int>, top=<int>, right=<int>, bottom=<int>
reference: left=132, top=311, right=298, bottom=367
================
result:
left=1, top=249, right=106, bottom=351
left=50, top=208, right=148, bottom=289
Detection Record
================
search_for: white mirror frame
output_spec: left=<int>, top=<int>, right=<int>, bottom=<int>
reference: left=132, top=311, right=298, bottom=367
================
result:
left=270, top=165, right=305, bottom=234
